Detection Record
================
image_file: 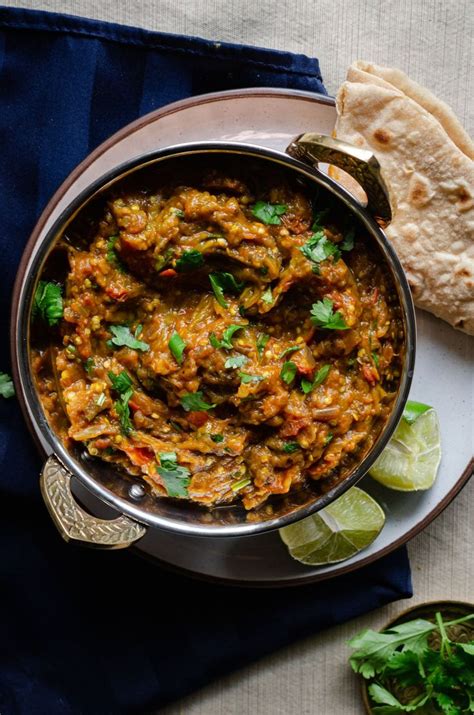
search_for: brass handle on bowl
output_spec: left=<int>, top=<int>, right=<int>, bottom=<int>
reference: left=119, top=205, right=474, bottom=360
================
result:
left=40, top=455, right=147, bottom=549
left=286, top=134, right=392, bottom=223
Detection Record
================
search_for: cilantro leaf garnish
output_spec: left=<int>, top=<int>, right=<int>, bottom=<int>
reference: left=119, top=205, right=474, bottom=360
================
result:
left=225, top=354, right=248, bottom=369
left=239, top=372, right=264, bottom=384
left=256, top=333, right=270, bottom=358
left=157, top=451, right=191, bottom=498
left=108, top=370, right=133, bottom=393
left=261, top=286, right=273, bottom=304
left=300, top=231, right=341, bottom=272
left=211, top=434, right=224, bottom=443
left=209, top=324, right=244, bottom=350
left=340, top=228, right=355, bottom=252
left=301, top=364, right=331, bottom=394
left=279, top=345, right=302, bottom=359
left=311, top=208, right=330, bottom=231
left=33, top=281, right=63, bottom=326
left=107, top=324, right=149, bottom=351
left=310, top=298, right=349, bottom=330
left=0, top=372, right=15, bottom=399
left=180, top=391, right=216, bottom=412
left=176, top=249, right=204, bottom=272
left=106, top=235, right=125, bottom=272
left=209, top=272, right=244, bottom=308
left=324, top=433, right=333, bottom=446
left=280, top=361, right=297, bottom=385
left=282, top=442, right=300, bottom=454
left=108, top=370, right=134, bottom=434
left=168, top=332, right=186, bottom=364
left=172, top=208, right=185, bottom=218
left=251, top=201, right=287, bottom=225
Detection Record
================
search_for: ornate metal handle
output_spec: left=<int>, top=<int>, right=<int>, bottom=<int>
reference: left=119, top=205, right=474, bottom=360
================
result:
left=286, top=133, right=392, bottom=223
left=40, top=455, right=147, bottom=549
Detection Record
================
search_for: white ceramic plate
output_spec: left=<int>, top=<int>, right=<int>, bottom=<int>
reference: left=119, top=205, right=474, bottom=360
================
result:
left=30, top=88, right=473, bottom=586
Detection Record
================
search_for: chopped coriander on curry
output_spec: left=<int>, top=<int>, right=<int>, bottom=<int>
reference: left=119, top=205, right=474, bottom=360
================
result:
left=300, top=231, right=341, bottom=272
left=256, top=333, right=270, bottom=358
left=251, top=201, right=287, bottom=225
left=168, top=332, right=186, bottom=364
left=261, top=286, right=273, bottom=304
left=209, top=324, right=244, bottom=350
left=282, top=442, right=300, bottom=453
left=209, top=272, right=244, bottom=308
left=301, top=364, right=331, bottom=394
left=180, top=391, right=216, bottom=412
left=107, top=324, right=149, bottom=351
left=279, top=345, right=301, bottom=359
left=225, top=354, right=248, bottom=369
left=176, top=249, right=204, bottom=271
left=108, top=370, right=134, bottom=434
left=106, top=235, right=125, bottom=272
left=33, top=281, right=63, bottom=326
left=310, top=298, right=349, bottom=330
left=211, top=434, right=224, bottom=443
left=239, top=372, right=263, bottom=384
left=157, top=452, right=191, bottom=498
left=280, top=361, right=297, bottom=385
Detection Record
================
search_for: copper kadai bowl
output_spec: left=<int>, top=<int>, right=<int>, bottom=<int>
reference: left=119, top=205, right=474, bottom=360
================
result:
left=11, top=135, right=416, bottom=549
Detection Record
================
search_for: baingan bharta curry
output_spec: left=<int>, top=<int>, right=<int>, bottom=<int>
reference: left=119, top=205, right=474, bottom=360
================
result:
left=31, top=160, right=404, bottom=512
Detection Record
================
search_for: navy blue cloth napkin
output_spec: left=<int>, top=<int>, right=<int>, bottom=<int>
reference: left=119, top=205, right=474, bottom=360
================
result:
left=0, top=7, right=412, bottom=714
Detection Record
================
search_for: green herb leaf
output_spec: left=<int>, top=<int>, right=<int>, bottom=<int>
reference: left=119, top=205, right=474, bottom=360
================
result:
left=301, top=364, right=331, bottom=394
left=154, top=248, right=174, bottom=272
left=324, top=433, right=334, bottom=446
left=180, top=391, right=216, bottom=412
left=209, top=272, right=244, bottom=308
left=0, top=372, right=15, bottom=399
left=372, top=352, right=380, bottom=368
left=311, top=208, right=330, bottom=231
left=168, top=332, right=186, bottom=364
left=106, top=235, right=125, bottom=272
left=172, top=208, right=185, bottom=218
left=261, top=286, right=273, bottom=304
left=225, top=354, right=248, bottom=369
left=280, top=361, right=297, bottom=385
left=107, top=324, right=149, bottom=351
left=239, top=372, right=264, bottom=384
left=209, top=324, right=244, bottom=350
left=108, top=370, right=133, bottom=394
left=211, top=434, right=224, bottom=443
left=256, top=333, right=270, bottom=358
left=157, top=451, right=191, bottom=498
left=282, top=442, right=300, bottom=453
left=403, top=400, right=432, bottom=424
left=33, top=281, right=63, bottom=326
left=300, top=231, right=341, bottom=271
left=251, top=201, right=287, bottom=225
left=368, top=684, right=405, bottom=709
left=340, top=228, right=355, bottom=252
left=108, top=371, right=134, bottom=434
left=458, top=643, right=474, bottom=655
left=310, top=298, right=349, bottom=330
left=176, top=249, right=204, bottom=272
left=279, top=345, right=302, bottom=359
left=348, top=619, right=436, bottom=679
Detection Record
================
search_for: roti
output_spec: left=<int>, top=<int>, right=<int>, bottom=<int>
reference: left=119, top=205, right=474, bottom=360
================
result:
left=335, top=61, right=474, bottom=335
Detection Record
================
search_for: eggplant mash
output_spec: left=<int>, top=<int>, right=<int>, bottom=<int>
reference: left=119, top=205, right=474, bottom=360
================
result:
left=32, top=163, right=404, bottom=511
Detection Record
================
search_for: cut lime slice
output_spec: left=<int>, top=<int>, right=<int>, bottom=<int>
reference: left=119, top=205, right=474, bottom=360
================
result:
left=369, top=407, right=441, bottom=491
left=279, top=487, right=385, bottom=566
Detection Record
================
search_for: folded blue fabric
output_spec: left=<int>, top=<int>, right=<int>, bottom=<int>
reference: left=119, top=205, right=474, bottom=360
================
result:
left=0, top=7, right=412, bottom=714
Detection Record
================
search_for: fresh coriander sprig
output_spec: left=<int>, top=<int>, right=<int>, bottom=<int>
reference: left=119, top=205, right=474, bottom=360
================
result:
left=310, top=298, right=349, bottom=330
left=157, top=452, right=191, bottom=498
left=33, top=281, right=63, bottom=326
left=107, top=324, right=149, bottom=351
left=251, top=201, right=287, bottom=225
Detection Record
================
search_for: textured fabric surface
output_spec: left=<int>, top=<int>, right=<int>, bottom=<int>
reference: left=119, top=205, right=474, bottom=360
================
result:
left=0, top=7, right=414, bottom=715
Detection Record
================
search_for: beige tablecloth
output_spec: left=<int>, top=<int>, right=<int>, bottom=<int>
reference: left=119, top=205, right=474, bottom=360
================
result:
left=4, top=1, right=473, bottom=712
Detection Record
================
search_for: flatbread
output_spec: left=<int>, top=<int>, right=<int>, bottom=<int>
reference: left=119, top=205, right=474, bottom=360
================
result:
left=335, top=61, right=474, bottom=335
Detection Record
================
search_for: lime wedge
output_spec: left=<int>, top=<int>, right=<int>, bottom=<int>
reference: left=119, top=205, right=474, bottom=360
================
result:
left=279, top=487, right=385, bottom=566
left=369, top=406, right=441, bottom=491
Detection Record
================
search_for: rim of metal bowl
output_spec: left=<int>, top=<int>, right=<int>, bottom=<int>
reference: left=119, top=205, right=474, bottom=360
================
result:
left=12, top=141, right=416, bottom=537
